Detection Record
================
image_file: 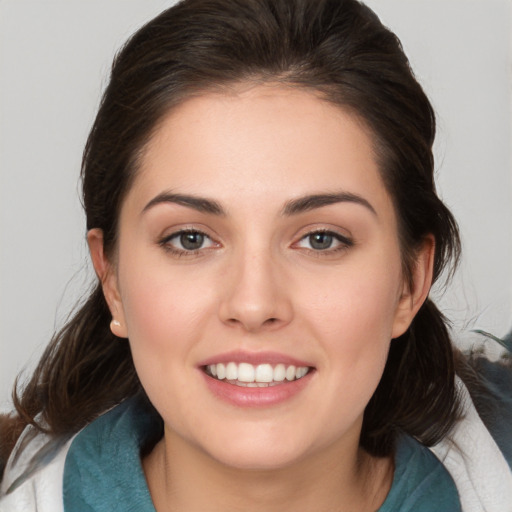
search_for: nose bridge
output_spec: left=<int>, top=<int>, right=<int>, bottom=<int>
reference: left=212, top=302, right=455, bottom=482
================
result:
left=219, top=238, right=292, bottom=331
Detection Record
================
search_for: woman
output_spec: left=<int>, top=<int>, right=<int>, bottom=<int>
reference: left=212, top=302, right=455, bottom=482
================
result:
left=0, top=0, right=510, bottom=510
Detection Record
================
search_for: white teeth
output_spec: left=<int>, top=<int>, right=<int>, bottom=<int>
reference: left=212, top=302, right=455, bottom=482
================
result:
left=216, top=363, right=226, bottom=380
left=225, top=362, right=238, bottom=380
left=285, top=365, right=296, bottom=381
left=296, top=367, right=308, bottom=379
left=255, top=363, right=273, bottom=383
left=238, top=363, right=255, bottom=382
left=206, top=362, right=310, bottom=384
left=273, top=364, right=286, bottom=382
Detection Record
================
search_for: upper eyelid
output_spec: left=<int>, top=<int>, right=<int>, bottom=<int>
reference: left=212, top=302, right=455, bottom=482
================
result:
left=158, top=229, right=219, bottom=256
left=158, top=228, right=215, bottom=249
left=156, top=225, right=353, bottom=247
left=294, top=226, right=353, bottom=242
left=301, top=228, right=350, bottom=238
left=159, top=226, right=216, bottom=241
left=297, top=231, right=353, bottom=245
left=163, top=227, right=209, bottom=237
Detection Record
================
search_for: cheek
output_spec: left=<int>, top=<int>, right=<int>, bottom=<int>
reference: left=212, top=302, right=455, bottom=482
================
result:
left=117, top=266, right=215, bottom=420
left=304, top=257, right=402, bottom=340
left=116, top=247, right=218, bottom=369
left=121, top=277, right=209, bottom=348
left=301, top=255, right=402, bottom=390
left=323, top=304, right=398, bottom=424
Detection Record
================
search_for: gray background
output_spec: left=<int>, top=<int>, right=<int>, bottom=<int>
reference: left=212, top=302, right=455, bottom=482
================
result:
left=1, top=0, right=511, bottom=410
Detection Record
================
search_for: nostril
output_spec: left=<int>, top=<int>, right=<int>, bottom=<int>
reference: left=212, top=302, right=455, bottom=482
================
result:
left=225, top=316, right=279, bottom=329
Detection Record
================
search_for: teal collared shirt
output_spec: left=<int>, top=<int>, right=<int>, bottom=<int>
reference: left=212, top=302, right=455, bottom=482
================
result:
left=63, top=395, right=461, bottom=511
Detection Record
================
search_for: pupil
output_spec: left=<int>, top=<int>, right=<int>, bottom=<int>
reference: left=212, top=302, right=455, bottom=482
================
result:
left=180, top=232, right=204, bottom=250
left=310, top=233, right=332, bottom=250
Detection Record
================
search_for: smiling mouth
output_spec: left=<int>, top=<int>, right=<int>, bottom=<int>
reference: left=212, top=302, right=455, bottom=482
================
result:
left=204, top=362, right=312, bottom=387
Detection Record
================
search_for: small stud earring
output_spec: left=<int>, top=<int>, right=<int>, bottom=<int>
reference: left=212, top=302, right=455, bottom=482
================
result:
left=110, top=319, right=123, bottom=336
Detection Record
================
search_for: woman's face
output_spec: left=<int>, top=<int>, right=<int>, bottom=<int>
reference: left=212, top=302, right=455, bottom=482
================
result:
left=96, top=85, right=430, bottom=470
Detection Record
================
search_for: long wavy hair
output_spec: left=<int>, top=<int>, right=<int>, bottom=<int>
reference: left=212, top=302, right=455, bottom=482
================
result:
left=2, top=0, right=462, bottom=472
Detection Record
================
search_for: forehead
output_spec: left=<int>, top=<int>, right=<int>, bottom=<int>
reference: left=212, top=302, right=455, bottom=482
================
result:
left=126, top=85, right=393, bottom=217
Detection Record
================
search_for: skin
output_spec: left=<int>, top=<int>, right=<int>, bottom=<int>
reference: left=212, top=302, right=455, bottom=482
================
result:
left=89, top=84, right=434, bottom=512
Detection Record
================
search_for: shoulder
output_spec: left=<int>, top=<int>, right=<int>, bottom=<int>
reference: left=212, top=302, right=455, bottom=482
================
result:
left=431, top=368, right=512, bottom=512
left=1, top=395, right=160, bottom=512
left=0, top=425, right=74, bottom=512
left=379, top=435, right=461, bottom=512
left=62, top=395, right=160, bottom=511
left=383, top=349, right=512, bottom=512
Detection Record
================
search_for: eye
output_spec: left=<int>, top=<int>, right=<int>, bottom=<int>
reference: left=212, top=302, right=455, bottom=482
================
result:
left=160, top=229, right=217, bottom=254
left=296, top=230, right=353, bottom=252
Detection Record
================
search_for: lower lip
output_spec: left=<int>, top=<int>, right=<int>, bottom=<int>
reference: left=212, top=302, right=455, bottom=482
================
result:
left=201, top=370, right=314, bottom=407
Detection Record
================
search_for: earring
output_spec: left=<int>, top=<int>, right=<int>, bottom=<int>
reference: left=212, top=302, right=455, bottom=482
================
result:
left=110, top=318, right=123, bottom=336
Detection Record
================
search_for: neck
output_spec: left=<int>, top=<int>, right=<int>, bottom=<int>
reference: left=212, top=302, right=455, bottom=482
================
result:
left=143, top=429, right=393, bottom=512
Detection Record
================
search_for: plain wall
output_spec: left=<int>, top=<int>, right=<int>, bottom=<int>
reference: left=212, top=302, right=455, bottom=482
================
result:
left=1, top=0, right=511, bottom=410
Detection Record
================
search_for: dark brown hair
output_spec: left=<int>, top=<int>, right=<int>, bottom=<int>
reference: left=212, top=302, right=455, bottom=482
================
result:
left=2, top=0, right=462, bottom=469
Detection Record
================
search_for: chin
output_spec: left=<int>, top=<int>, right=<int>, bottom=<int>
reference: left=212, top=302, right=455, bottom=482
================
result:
left=210, top=444, right=306, bottom=471
left=194, top=424, right=324, bottom=471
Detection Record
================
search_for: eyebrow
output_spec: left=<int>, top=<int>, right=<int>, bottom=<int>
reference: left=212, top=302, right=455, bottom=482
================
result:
left=142, top=190, right=376, bottom=217
left=282, top=192, right=377, bottom=216
left=142, top=192, right=225, bottom=216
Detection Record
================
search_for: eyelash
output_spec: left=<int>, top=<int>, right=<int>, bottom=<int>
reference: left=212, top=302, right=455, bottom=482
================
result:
left=294, top=230, right=354, bottom=256
left=158, top=228, right=217, bottom=257
left=158, top=228, right=354, bottom=257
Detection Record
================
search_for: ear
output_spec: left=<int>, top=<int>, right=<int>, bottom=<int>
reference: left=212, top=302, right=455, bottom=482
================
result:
left=87, top=228, right=128, bottom=338
left=391, top=235, right=435, bottom=339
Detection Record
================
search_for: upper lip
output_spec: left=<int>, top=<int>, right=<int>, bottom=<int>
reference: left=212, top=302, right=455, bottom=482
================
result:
left=197, top=350, right=313, bottom=368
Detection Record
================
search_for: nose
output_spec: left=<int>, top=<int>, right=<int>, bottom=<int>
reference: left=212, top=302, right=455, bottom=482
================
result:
left=218, top=248, right=293, bottom=332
